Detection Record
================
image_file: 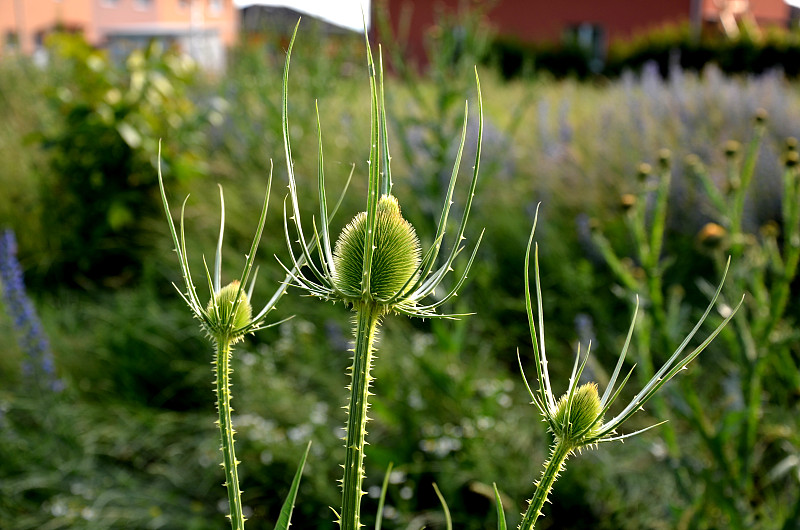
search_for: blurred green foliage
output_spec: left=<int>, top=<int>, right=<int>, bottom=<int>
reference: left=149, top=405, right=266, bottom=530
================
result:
left=32, top=34, right=217, bottom=288
left=1, top=13, right=799, bottom=529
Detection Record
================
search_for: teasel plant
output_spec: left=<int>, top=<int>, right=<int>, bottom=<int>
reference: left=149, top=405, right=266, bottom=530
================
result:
left=280, top=23, right=483, bottom=530
left=157, top=147, right=311, bottom=530
left=500, top=207, right=744, bottom=530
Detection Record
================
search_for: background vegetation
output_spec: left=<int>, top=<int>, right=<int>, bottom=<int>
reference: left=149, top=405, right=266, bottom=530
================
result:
left=1, top=11, right=799, bottom=530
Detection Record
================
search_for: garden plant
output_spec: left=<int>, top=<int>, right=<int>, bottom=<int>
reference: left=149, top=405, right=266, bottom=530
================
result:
left=152, top=23, right=747, bottom=529
left=590, top=118, right=800, bottom=527
left=4, top=8, right=800, bottom=530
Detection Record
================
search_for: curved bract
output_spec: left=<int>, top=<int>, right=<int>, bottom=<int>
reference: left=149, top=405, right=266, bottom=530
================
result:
left=280, top=22, right=484, bottom=319
left=157, top=151, right=285, bottom=344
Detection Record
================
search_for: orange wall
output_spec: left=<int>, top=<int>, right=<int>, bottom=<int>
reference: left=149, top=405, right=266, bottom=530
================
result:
left=1, top=0, right=238, bottom=57
left=154, top=0, right=237, bottom=46
left=1, top=0, right=92, bottom=55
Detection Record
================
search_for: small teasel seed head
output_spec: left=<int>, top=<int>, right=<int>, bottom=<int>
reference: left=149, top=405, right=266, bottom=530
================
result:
left=620, top=193, right=636, bottom=212
left=754, top=108, right=768, bottom=125
left=697, top=222, right=727, bottom=250
left=724, top=140, right=741, bottom=159
left=553, top=382, right=603, bottom=445
left=333, top=195, right=421, bottom=302
left=208, top=280, right=252, bottom=335
left=760, top=221, right=780, bottom=240
left=636, top=162, right=652, bottom=181
left=657, top=149, right=672, bottom=170
left=785, top=150, right=799, bottom=168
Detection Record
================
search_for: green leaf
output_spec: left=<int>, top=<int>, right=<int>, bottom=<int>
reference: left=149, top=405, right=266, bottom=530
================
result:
left=274, top=441, right=311, bottom=530
left=375, top=462, right=393, bottom=530
left=432, top=483, right=452, bottom=530
left=493, top=483, right=507, bottom=530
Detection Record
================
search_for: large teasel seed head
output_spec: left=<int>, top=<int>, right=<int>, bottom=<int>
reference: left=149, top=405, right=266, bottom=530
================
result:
left=333, top=194, right=421, bottom=301
left=553, top=382, right=604, bottom=445
left=207, top=280, right=252, bottom=336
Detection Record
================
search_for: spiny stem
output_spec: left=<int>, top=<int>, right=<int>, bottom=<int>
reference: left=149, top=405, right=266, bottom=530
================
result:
left=519, top=440, right=573, bottom=530
left=216, top=338, right=245, bottom=530
left=340, top=302, right=381, bottom=530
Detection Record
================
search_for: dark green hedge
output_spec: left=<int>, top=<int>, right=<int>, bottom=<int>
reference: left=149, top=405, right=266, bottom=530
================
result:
left=489, top=23, right=800, bottom=79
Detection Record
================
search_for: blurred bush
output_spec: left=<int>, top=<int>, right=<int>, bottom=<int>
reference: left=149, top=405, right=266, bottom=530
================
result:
left=31, top=33, right=218, bottom=288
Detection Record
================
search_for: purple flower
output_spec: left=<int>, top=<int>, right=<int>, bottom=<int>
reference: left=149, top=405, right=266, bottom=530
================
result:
left=0, top=229, right=63, bottom=392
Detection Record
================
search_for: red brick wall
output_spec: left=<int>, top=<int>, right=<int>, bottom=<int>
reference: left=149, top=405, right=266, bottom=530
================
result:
left=376, top=0, right=745, bottom=66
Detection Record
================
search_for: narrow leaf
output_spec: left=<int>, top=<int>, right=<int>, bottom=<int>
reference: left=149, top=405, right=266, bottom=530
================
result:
left=274, top=441, right=311, bottom=530
left=493, top=483, right=507, bottom=530
left=375, top=462, right=393, bottom=530
left=432, top=483, right=452, bottom=530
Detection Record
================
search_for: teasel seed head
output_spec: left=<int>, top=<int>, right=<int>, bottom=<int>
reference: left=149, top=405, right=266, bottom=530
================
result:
left=620, top=193, right=637, bottom=212
left=754, top=107, right=768, bottom=125
left=657, top=149, right=672, bottom=170
left=697, top=222, right=727, bottom=250
left=333, top=195, right=421, bottom=303
left=724, top=140, right=741, bottom=159
left=636, top=162, right=652, bottom=182
left=553, top=382, right=604, bottom=445
left=785, top=150, right=799, bottom=168
left=207, top=280, right=253, bottom=340
left=760, top=221, right=780, bottom=240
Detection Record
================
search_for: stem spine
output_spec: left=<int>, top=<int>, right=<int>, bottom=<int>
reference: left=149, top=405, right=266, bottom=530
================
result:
left=216, top=338, right=246, bottom=530
left=519, top=440, right=573, bottom=530
left=340, top=302, right=381, bottom=530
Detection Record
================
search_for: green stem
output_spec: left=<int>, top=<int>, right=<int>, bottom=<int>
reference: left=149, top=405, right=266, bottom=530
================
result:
left=519, top=440, right=573, bottom=530
left=216, top=338, right=245, bottom=530
left=340, top=302, right=381, bottom=530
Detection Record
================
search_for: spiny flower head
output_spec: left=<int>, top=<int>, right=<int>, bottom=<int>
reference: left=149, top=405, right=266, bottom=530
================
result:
left=553, top=382, right=604, bottom=446
left=333, top=195, right=421, bottom=302
left=280, top=23, right=483, bottom=318
left=519, top=206, right=743, bottom=449
left=206, top=280, right=253, bottom=342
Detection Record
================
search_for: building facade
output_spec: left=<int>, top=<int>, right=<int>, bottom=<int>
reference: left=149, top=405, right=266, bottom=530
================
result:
left=0, top=0, right=238, bottom=70
left=377, top=0, right=795, bottom=69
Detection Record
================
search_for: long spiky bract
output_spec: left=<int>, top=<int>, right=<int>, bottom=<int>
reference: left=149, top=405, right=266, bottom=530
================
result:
left=280, top=21, right=483, bottom=530
left=158, top=148, right=285, bottom=341
left=281, top=23, right=483, bottom=316
left=517, top=212, right=743, bottom=530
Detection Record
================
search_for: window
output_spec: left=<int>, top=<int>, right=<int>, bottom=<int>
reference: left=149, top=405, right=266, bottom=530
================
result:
left=209, top=0, right=222, bottom=15
left=135, top=0, right=153, bottom=10
left=5, top=31, right=19, bottom=52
